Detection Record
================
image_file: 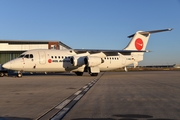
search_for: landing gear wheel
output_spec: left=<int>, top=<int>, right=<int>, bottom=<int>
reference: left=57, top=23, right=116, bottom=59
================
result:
left=75, top=72, right=83, bottom=76
left=5, top=73, right=8, bottom=76
left=0, top=72, right=4, bottom=77
left=17, top=73, right=22, bottom=78
left=90, top=73, right=98, bottom=76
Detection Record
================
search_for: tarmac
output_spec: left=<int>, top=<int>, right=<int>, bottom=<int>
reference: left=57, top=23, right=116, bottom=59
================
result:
left=0, top=71, right=180, bottom=120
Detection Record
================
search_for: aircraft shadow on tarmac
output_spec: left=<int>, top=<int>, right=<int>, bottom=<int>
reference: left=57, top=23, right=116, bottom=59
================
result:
left=7, top=72, right=76, bottom=77
left=0, top=117, right=32, bottom=120
left=71, top=114, right=176, bottom=120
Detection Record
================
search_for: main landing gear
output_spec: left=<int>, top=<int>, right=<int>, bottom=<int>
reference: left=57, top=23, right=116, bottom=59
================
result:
left=0, top=72, right=8, bottom=77
left=75, top=72, right=83, bottom=76
left=90, top=73, right=98, bottom=76
left=17, top=72, right=22, bottom=78
left=75, top=72, right=98, bottom=76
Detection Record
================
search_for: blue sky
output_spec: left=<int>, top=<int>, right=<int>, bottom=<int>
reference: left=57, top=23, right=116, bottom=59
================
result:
left=0, top=0, right=180, bottom=65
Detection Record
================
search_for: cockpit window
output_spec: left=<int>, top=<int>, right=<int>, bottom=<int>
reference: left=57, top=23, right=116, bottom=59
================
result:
left=25, top=54, right=29, bottom=58
left=18, top=54, right=25, bottom=58
left=18, top=54, right=34, bottom=59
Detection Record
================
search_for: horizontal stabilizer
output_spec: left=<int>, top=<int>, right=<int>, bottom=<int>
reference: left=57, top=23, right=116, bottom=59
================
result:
left=128, top=28, right=173, bottom=38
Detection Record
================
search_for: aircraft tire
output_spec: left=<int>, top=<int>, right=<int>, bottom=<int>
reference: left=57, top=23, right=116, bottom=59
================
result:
left=17, top=73, right=22, bottom=78
left=0, top=72, right=4, bottom=77
left=75, top=72, right=83, bottom=76
left=90, top=73, right=98, bottom=76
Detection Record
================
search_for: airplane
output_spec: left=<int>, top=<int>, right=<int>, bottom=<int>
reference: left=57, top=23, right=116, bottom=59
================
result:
left=2, top=28, right=172, bottom=77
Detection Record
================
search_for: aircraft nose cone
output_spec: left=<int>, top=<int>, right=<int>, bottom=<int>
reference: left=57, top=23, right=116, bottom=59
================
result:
left=2, top=62, right=11, bottom=69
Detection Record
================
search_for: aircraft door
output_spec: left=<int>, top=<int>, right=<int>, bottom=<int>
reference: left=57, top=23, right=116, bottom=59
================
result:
left=38, top=51, right=46, bottom=64
left=122, top=56, right=126, bottom=65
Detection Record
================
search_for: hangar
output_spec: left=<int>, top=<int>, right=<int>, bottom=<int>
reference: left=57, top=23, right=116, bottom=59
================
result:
left=0, top=40, right=71, bottom=65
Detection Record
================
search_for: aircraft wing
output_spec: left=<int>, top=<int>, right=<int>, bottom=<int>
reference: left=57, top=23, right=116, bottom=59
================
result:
left=73, top=49, right=148, bottom=55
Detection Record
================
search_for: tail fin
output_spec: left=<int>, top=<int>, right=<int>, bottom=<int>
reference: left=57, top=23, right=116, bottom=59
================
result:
left=124, top=28, right=173, bottom=50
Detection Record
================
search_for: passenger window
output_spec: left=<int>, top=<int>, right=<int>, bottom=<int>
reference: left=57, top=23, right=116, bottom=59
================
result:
left=58, top=56, right=60, bottom=59
left=55, top=56, right=57, bottom=59
left=30, top=54, right=33, bottom=58
left=51, top=56, right=53, bottom=59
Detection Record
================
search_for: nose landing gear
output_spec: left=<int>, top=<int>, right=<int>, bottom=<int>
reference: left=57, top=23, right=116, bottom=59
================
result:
left=17, top=72, right=22, bottom=78
left=17, top=73, right=22, bottom=78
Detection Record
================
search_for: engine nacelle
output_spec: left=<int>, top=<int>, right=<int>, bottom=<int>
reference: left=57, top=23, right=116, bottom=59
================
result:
left=84, top=56, right=104, bottom=67
left=70, top=56, right=85, bottom=66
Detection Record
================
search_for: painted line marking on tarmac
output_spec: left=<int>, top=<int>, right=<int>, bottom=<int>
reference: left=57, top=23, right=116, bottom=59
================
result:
left=84, top=88, right=89, bottom=92
left=50, top=80, right=98, bottom=120
left=74, top=90, right=82, bottom=95
left=55, top=99, right=71, bottom=110
left=83, top=85, right=88, bottom=89
left=37, top=72, right=105, bottom=120
left=74, top=94, right=83, bottom=101
left=51, top=108, right=70, bottom=120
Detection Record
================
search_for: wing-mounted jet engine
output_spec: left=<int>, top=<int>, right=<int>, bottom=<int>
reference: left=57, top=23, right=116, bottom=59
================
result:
left=84, top=56, right=104, bottom=76
left=84, top=56, right=104, bottom=67
left=70, top=56, right=85, bottom=66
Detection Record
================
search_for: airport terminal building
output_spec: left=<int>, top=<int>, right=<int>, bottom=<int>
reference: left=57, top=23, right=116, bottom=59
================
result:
left=0, top=40, right=71, bottom=65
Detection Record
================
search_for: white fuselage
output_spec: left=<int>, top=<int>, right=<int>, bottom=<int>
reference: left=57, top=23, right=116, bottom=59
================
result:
left=4, top=49, right=139, bottom=73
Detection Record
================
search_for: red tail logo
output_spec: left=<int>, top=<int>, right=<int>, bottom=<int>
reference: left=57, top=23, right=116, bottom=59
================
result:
left=135, top=38, right=143, bottom=50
